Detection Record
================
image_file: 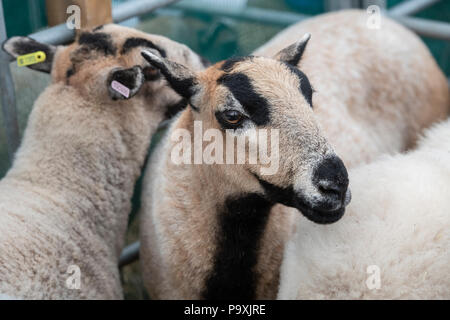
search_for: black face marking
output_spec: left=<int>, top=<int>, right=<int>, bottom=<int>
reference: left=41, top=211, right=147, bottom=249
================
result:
left=217, top=72, right=270, bottom=126
left=78, top=32, right=117, bottom=56
left=164, top=98, right=189, bottom=119
left=220, top=56, right=252, bottom=72
left=5, top=37, right=55, bottom=73
left=121, top=37, right=166, bottom=57
left=256, top=173, right=346, bottom=224
left=283, top=62, right=313, bottom=108
left=254, top=174, right=297, bottom=208
left=202, top=193, right=274, bottom=300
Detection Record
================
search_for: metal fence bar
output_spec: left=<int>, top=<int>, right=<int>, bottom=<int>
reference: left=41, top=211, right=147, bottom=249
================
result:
left=167, top=2, right=450, bottom=41
left=389, top=0, right=441, bottom=16
left=171, top=2, right=310, bottom=26
left=113, top=0, right=179, bottom=23
left=0, top=0, right=20, bottom=163
left=391, top=15, right=450, bottom=41
left=26, top=0, right=182, bottom=53
left=16, top=1, right=450, bottom=54
left=30, top=23, right=75, bottom=45
left=119, top=241, right=140, bottom=267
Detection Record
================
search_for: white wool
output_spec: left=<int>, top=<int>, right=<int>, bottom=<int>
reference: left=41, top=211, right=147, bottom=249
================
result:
left=278, top=120, right=450, bottom=299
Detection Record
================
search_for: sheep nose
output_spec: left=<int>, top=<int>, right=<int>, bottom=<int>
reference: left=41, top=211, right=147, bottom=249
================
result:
left=313, top=156, right=349, bottom=210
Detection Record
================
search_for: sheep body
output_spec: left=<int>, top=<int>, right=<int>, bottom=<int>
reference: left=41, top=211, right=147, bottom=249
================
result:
left=0, top=24, right=206, bottom=299
left=0, top=85, right=152, bottom=299
left=278, top=119, right=450, bottom=299
left=140, top=10, right=449, bottom=299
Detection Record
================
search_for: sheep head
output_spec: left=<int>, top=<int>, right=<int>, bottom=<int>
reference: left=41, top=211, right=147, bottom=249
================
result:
left=141, top=35, right=351, bottom=224
left=2, top=24, right=207, bottom=118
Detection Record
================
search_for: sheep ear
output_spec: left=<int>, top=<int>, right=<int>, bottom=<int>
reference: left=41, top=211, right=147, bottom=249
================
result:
left=107, top=66, right=145, bottom=100
left=275, top=33, right=311, bottom=66
left=2, top=36, right=56, bottom=73
left=141, top=50, right=198, bottom=99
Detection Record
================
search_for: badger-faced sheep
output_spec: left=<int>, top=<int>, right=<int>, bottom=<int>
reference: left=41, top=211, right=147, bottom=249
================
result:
left=0, top=24, right=206, bottom=299
left=139, top=10, right=449, bottom=300
left=278, top=118, right=450, bottom=299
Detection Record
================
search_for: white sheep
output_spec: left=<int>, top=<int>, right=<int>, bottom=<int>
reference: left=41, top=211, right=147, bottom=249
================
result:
left=139, top=10, right=449, bottom=300
left=0, top=24, right=205, bottom=299
left=278, top=118, right=450, bottom=299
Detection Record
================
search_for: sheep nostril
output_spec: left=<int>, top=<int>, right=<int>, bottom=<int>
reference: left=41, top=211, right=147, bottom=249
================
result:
left=318, top=181, right=342, bottom=197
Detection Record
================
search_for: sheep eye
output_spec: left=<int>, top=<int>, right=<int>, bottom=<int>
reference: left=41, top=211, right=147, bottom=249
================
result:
left=222, top=110, right=244, bottom=125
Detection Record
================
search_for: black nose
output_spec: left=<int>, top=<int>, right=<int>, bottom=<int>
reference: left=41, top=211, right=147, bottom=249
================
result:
left=313, top=156, right=349, bottom=210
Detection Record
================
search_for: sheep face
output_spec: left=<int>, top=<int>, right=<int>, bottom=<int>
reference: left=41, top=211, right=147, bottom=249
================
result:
left=142, top=35, right=351, bottom=224
left=2, top=24, right=207, bottom=118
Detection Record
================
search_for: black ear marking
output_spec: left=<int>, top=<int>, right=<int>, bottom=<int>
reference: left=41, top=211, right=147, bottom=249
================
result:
left=276, top=33, right=311, bottom=66
left=107, top=66, right=144, bottom=100
left=78, top=32, right=117, bottom=56
left=2, top=36, right=56, bottom=73
left=141, top=50, right=198, bottom=100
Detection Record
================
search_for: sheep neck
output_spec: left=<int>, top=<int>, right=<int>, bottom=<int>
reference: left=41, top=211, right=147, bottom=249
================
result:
left=201, top=192, right=273, bottom=300
left=164, top=117, right=277, bottom=298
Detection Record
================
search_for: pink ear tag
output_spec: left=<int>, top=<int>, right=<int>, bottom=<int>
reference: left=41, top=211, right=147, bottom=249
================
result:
left=111, top=80, right=130, bottom=98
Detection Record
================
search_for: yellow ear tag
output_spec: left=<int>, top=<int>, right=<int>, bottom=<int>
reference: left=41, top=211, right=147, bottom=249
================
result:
left=17, top=51, right=46, bottom=67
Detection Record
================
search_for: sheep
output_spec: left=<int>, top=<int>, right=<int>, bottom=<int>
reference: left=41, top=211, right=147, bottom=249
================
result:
left=139, top=44, right=351, bottom=300
left=0, top=24, right=206, bottom=300
left=139, top=10, right=449, bottom=300
left=278, top=118, right=450, bottom=299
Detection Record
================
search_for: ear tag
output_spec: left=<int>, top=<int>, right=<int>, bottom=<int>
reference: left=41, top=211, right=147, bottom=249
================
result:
left=111, top=80, right=130, bottom=98
left=17, top=51, right=46, bottom=67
